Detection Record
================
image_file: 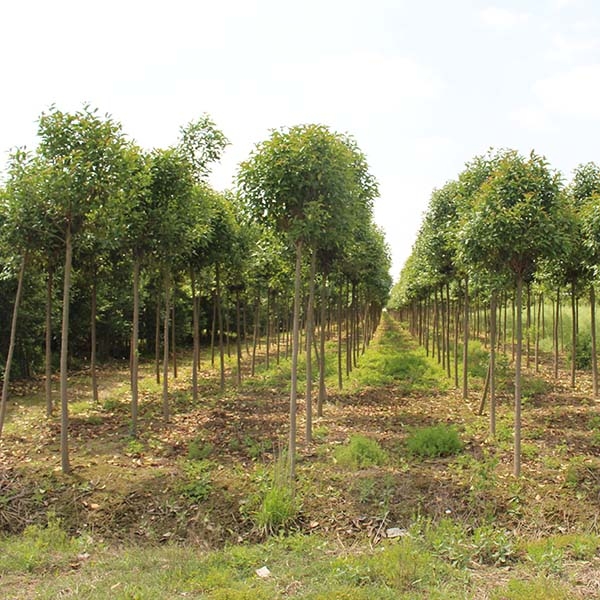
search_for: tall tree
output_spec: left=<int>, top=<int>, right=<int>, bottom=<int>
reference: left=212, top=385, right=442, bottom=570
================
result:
left=37, top=105, right=128, bottom=474
left=459, top=150, right=565, bottom=476
left=239, top=124, right=378, bottom=479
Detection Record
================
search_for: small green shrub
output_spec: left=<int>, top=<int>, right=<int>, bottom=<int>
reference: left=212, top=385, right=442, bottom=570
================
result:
left=522, top=538, right=565, bottom=575
left=126, top=438, right=144, bottom=456
left=313, top=424, right=329, bottom=442
left=244, top=435, right=271, bottom=459
left=568, top=331, right=593, bottom=370
left=471, top=524, right=515, bottom=566
left=406, top=424, right=463, bottom=458
left=179, top=460, right=212, bottom=503
left=187, top=435, right=213, bottom=460
left=103, top=397, right=122, bottom=412
left=335, top=435, right=387, bottom=469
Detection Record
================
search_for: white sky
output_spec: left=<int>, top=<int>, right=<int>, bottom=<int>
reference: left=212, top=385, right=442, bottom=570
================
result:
left=2, top=0, right=600, bottom=280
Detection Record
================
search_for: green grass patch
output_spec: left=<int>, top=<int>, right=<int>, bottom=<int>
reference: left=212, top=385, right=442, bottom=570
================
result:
left=252, top=454, right=299, bottom=536
left=335, top=435, right=387, bottom=469
left=349, top=316, right=449, bottom=393
left=406, top=423, right=464, bottom=458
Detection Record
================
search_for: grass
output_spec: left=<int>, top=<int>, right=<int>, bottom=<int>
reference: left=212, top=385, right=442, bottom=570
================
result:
left=335, top=434, right=387, bottom=468
left=406, top=423, right=464, bottom=458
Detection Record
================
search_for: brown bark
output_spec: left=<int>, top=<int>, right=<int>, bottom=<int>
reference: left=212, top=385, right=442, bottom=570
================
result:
left=0, top=254, right=27, bottom=437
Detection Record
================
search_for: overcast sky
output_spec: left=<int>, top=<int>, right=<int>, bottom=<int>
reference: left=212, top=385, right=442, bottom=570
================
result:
left=2, top=0, right=600, bottom=280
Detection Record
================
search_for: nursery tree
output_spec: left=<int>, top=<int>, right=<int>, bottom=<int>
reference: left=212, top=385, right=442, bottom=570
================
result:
left=238, top=124, right=378, bottom=479
left=459, top=150, right=564, bottom=476
left=37, top=105, right=129, bottom=473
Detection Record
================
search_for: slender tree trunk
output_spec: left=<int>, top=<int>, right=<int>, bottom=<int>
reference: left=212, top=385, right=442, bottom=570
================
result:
left=225, top=302, right=231, bottom=359
left=235, top=290, right=242, bottom=386
left=289, top=240, right=303, bottom=482
left=172, top=288, right=177, bottom=379
left=490, top=292, right=497, bottom=438
left=45, top=267, right=54, bottom=418
left=60, top=225, right=73, bottom=474
left=0, top=254, right=27, bottom=437
left=90, top=270, right=98, bottom=404
left=432, top=293, right=437, bottom=360
left=155, top=293, right=161, bottom=384
left=554, top=288, right=560, bottom=379
left=130, top=256, right=140, bottom=437
left=210, top=291, right=217, bottom=367
left=305, top=251, right=317, bottom=444
left=243, top=302, right=250, bottom=355
left=276, top=298, right=281, bottom=365
left=191, top=269, right=199, bottom=403
left=446, top=283, right=451, bottom=379
left=526, top=284, right=531, bottom=369
left=571, top=281, right=577, bottom=388
left=535, top=293, right=542, bottom=373
left=317, top=275, right=328, bottom=417
left=337, top=293, right=343, bottom=390
left=511, top=294, right=516, bottom=363
left=514, top=275, right=523, bottom=477
left=462, top=277, right=469, bottom=400
left=591, top=285, right=598, bottom=398
left=454, top=298, right=460, bottom=388
left=266, top=290, right=271, bottom=369
left=162, top=271, right=170, bottom=421
left=251, top=294, right=260, bottom=377
left=216, top=263, right=225, bottom=391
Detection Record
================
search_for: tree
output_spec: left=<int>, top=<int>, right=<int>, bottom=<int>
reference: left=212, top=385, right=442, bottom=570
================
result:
left=37, top=105, right=129, bottom=474
left=146, top=148, right=195, bottom=421
left=572, top=163, right=600, bottom=397
left=459, top=150, right=565, bottom=476
left=238, top=124, right=378, bottom=479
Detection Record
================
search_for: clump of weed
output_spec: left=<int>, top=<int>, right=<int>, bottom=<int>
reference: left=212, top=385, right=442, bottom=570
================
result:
left=406, top=423, right=463, bottom=458
left=187, top=435, right=213, bottom=460
left=253, top=454, right=298, bottom=536
left=0, top=512, right=79, bottom=574
left=491, top=577, right=574, bottom=600
left=125, top=437, right=144, bottom=456
left=313, top=424, right=329, bottom=442
left=410, top=517, right=515, bottom=568
left=335, top=435, right=387, bottom=469
left=178, top=460, right=213, bottom=503
left=568, top=331, right=593, bottom=370
left=244, top=435, right=272, bottom=460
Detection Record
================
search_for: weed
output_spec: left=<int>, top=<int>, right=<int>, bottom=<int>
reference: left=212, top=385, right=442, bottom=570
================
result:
left=335, top=435, right=387, bottom=469
left=568, top=331, right=593, bottom=370
left=244, top=435, right=271, bottom=460
left=471, top=524, right=515, bottom=566
left=491, top=577, right=574, bottom=600
left=187, top=435, right=213, bottom=460
left=0, top=512, right=76, bottom=573
left=125, top=438, right=144, bottom=456
left=411, top=517, right=471, bottom=568
left=313, top=424, right=329, bottom=442
left=103, top=397, right=122, bottom=412
left=406, top=423, right=463, bottom=458
left=253, top=454, right=298, bottom=536
left=522, top=538, right=565, bottom=575
left=178, top=460, right=212, bottom=503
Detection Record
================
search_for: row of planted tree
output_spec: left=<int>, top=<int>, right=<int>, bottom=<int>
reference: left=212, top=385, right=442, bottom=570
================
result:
left=0, top=105, right=392, bottom=476
left=388, top=149, right=600, bottom=476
